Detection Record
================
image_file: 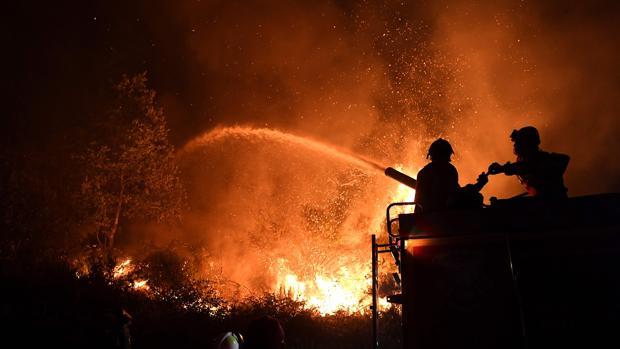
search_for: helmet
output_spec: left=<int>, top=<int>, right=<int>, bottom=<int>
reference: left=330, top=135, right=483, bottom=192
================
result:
left=427, top=138, right=454, bottom=161
left=214, top=332, right=243, bottom=349
left=510, top=126, right=540, bottom=147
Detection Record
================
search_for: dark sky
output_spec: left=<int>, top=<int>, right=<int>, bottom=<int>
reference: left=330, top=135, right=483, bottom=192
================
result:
left=5, top=0, right=620, bottom=194
left=6, top=1, right=188, bottom=145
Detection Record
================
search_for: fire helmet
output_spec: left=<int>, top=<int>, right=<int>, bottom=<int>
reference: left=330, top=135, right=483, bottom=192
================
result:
left=510, top=126, right=540, bottom=147
left=427, top=138, right=454, bottom=160
left=214, top=331, right=243, bottom=349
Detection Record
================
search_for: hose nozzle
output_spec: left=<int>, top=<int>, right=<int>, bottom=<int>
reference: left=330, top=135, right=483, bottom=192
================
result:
left=385, top=167, right=417, bottom=189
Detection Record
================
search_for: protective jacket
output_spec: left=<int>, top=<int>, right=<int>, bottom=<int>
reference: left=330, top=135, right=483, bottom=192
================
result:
left=415, top=161, right=459, bottom=213
left=504, top=151, right=569, bottom=198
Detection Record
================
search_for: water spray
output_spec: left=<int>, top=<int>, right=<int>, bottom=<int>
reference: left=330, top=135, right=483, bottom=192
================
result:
left=181, top=126, right=386, bottom=173
left=178, top=125, right=423, bottom=314
left=182, top=126, right=418, bottom=189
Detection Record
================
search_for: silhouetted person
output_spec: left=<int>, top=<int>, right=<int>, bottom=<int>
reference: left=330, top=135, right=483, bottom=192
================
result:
left=244, top=316, right=285, bottom=349
left=103, top=308, right=132, bottom=349
left=415, top=138, right=488, bottom=213
left=488, top=126, right=569, bottom=199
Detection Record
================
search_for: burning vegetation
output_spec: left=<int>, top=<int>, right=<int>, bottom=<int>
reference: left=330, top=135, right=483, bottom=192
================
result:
left=88, top=116, right=414, bottom=316
left=60, top=73, right=412, bottom=316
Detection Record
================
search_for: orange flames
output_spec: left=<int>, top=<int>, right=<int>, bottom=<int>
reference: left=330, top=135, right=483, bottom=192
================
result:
left=275, top=261, right=373, bottom=315
left=132, top=279, right=150, bottom=291
left=113, top=258, right=134, bottom=279
left=102, top=127, right=422, bottom=315
left=111, top=258, right=150, bottom=294
left=390, top=165, right=418, bottom=204
left=104, top=164, right=417, bottom=315
left=271, top=167, right=417, bottom=315
left=276, top=268, right=391, bottom=315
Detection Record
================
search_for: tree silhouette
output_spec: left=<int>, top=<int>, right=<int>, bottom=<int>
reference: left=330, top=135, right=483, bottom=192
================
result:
left=79, top=73, right=186, bottom=257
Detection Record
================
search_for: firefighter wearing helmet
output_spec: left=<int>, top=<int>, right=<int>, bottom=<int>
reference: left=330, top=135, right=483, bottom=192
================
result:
left=415, top=138, right=488, bottom=213
left=488, top=126, right=570, bottom=198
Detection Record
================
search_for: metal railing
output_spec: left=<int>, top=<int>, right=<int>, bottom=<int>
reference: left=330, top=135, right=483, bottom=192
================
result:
left=371, top=201, right=418, bottom=349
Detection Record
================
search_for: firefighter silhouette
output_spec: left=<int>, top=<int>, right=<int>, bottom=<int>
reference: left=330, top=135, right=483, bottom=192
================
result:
left=415, top=138, right=488, bottom=213
left=244, top=316, right=285, bottom=349
left=488, top=126, right=569, bottom=199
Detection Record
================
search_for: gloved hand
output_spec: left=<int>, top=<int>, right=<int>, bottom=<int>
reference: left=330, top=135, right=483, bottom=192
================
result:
left=477, top=172, right=489, bottom=185
left=488, top=162, right=505, bottom=175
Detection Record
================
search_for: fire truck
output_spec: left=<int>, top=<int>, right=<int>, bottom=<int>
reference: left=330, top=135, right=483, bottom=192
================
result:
left=372, top=168, right=620, bottom=349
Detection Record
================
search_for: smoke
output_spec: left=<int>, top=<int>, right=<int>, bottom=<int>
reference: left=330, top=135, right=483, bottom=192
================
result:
left=427, top=0, right=620, bottom=196
left=163, top=0, right=620, bottom=194
left=167, top=1, right=387, bottom=148
left=121, top=0, right=620, bottom=302
left=177, top=128, right=396, bottom=299
left=160, top=1, right=429, bottom=302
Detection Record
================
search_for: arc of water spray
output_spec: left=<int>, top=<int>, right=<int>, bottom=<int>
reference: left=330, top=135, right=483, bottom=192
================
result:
left=180, top=126, right=386, bottom=173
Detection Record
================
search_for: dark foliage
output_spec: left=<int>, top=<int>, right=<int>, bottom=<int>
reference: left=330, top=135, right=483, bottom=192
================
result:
left=77, top=73, right=186, bottom=253
left=0, top=256, right=401, bottom=349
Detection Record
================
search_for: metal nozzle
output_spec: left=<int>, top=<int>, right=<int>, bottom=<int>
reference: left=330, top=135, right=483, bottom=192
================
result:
left=384, top=167, right=417, bottom=189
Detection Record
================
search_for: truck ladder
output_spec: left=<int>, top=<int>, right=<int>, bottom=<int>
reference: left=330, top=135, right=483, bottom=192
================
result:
left=371, top=202, right=417, bottom=349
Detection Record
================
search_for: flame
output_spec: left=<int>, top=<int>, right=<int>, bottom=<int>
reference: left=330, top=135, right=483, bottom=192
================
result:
left=378, top=296, right=390, bottom=309
left=391, top=165, right=417, bottom=205
left=309, top=272, right=366, bottom=314
left=99, top=156, right=419, bottom=315
left=113, top=258, right=134, bottom=279
left=132, top=279, right=150, bottom=291
left=111, top=259, right=150, bottom=293
left=276, top=267, right=394, bottom=315
left=276, top=266, right=371, bottom=315
left=271, top=165, right=417, bottom=315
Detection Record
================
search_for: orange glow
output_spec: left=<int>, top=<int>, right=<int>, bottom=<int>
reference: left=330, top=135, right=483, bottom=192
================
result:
left=176, top=126, right=424, bottom=315
left=132, top=279, right=150, bottom=291
left=391, top=165, right=418, bottom=205
left=110, top=259, right=151, bottom=293
left=275, top=263, right=373, bottom=315
left=41, top=0, right=620, bottom=322
left=113, top=258, right=133, bottom=279
left=100, top=135, right=422, bottom=315
left=269, top=166, right=417, bottom=315
left=275, top=268, right=392, bottom=315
